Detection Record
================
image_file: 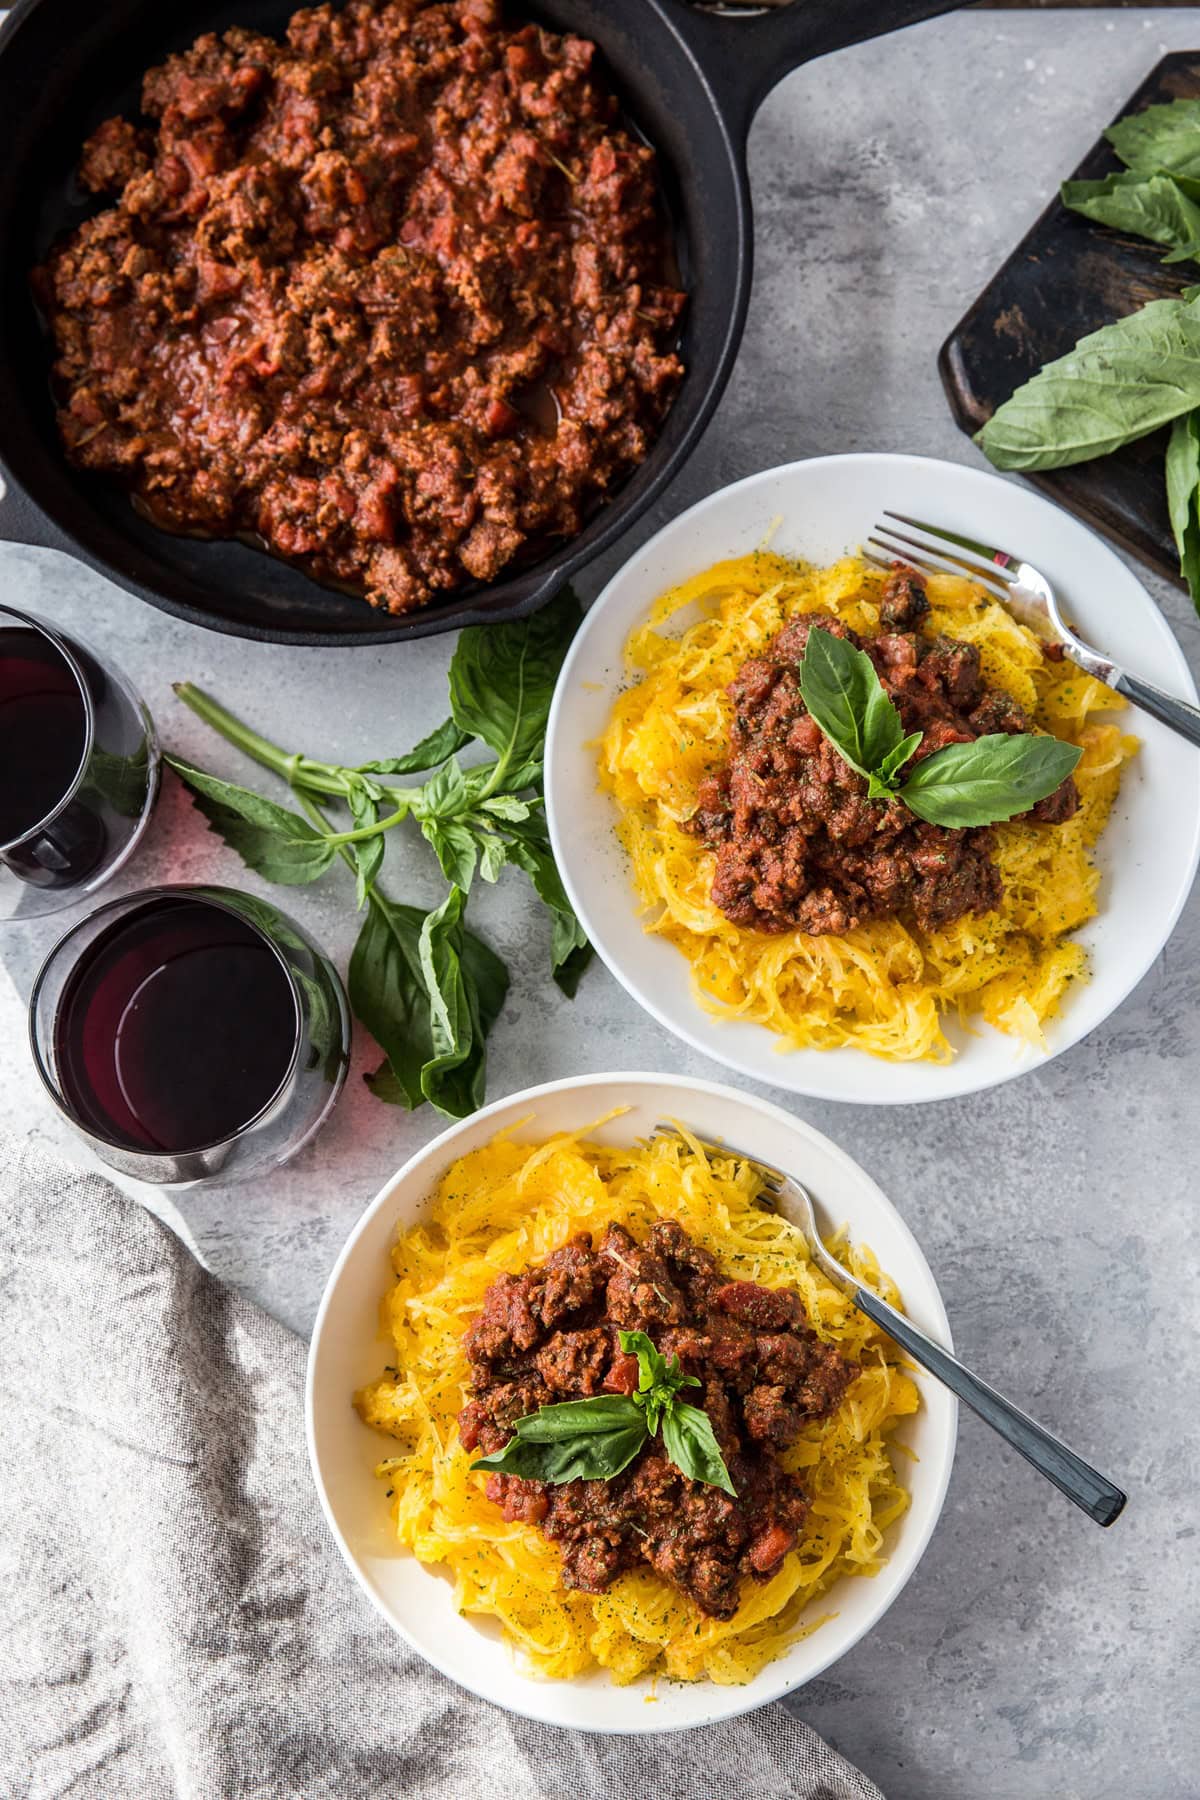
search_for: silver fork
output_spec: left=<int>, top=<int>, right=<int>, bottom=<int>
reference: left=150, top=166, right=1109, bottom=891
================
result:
left=864, top=511, right=1200, bottom=750
left=653, top=1123, right=1126, bottom=1528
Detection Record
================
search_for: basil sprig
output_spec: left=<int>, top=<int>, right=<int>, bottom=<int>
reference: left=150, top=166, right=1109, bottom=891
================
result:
left=797, top=627, right=925, bottom=801
left=798, top=627, right=1080, bottom=828
left=165, top=589, right=590, bottom=1121
left=975, top=97, right=1200, bottom=614
left=472, top=1328, right=736, bottom=1496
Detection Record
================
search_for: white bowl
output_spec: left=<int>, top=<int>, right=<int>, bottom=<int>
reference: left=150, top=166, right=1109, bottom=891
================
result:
left=306, top=1072, right=956, bottom=1733
left=544, top=454, right=1200, bottom=1105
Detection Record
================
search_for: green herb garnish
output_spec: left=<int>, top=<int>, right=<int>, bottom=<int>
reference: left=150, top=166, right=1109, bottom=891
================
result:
left=473, top=1328, right=736, bottom=1495
left=166, top=588, right=590, bottom=1121
left=974, top=292, right=1200, bottom=473
left=798, top=627, right=1080, bottom=828
left=1060, top=170, right=1200, bottom=266
left=1105, top=97, right=1200, bottom=182
left=975, top=95, right=1200, bottom=614
left=1166, top=409, right=1200, bottom=602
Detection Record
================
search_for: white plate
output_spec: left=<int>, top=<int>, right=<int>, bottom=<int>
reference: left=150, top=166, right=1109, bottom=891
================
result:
left=306, top=1072, right=956, bottom=1734
left=545, top=454, right=1200, bottom=1104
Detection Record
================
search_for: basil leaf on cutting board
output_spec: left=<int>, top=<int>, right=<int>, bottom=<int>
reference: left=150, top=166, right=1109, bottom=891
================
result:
left=1061, top=170, right=1200, bottom=264
left=1105, top=97, right=1200, bottom=180
left=1166, top=410, right=1200, bottom=603
left=976, top=292, right=1200, bottom=471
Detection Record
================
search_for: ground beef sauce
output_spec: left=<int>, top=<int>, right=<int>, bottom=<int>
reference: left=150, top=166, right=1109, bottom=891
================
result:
left=457, top=1219, right=856, bottom=1620
left=34, top=0, right=685, bottom=613
left=688, top=567, right=1080, bottom=936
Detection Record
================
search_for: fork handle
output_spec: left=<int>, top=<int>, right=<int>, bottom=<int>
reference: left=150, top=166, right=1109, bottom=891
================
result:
left=1110, top=669, right=1200, bottom=749
left=851, top=1287, right=1126, bottom=1527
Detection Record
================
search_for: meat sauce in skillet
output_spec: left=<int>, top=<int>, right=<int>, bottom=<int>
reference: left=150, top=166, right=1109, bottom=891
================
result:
left=35, top=0, right=685, bottom=613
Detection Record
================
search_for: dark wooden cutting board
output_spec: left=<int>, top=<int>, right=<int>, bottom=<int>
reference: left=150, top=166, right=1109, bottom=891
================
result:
left=940, top=52, right=1200, bottom=588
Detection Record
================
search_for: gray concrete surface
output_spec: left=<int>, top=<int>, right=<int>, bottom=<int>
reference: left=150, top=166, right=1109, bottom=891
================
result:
left=2, top=8, right=1197, bottom=1797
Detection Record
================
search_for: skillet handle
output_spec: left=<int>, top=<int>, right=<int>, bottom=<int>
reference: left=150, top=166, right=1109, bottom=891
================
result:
left=0, top=467, right=64, bottom=551
left=675, top=0, right=970, bottom=138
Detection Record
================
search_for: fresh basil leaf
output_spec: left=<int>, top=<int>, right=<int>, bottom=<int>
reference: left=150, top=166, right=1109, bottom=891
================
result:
left=509, top=1395, right=646, bottom=1444
left=502, top=819, right=593, bottom=993
left=478, top=834, right=507, bottom=884
left=346, top=780, right=384, bottom=909
left=418, top=887, right=509, bottom=1117
left=1106, top=97, right=1200, bottom=180
left=417, top=887, right=475, bottom=1106
left=448, top=585, right=582, bottom=782
left=1062, top=171, right=1200, bottom=264
left=975, top=293, right=1200, bottom=471
left=502, top=758, right=545, bottom=795
left=550, top=912, right=593, bottom=998
left=417, top=757, right=472, bottom=819
left=618, top=1330, right=699, bottom=1436
left=619, top=1329, right=669, bottom=1393
left=357, top=718, right=473, bottom=776
left=898, top=734, right=1082, bottom=828
left=1166, top=410, right=1200, bottom=609
left=363, top=1059, right=409, bottom=1105
left=348, top=890, right=435, bottom=1110
left=472, top=1396, right=648, bottom=1484
left=877, top=729, right=924, bottom=781
left=168, top=758, right=336, bottom=885
left=798, top=626, right=906, bottom=779
left=479, top=793, right=532, bottom=822
left=660, top=1403, right=737, bottom=1497
left=420, top=817, right=479, bottom=891
left=349, top=886, right=507, bottom=1117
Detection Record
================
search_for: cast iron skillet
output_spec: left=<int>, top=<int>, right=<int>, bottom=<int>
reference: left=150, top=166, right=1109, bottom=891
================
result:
left=0, top=0, right=963, bottom=643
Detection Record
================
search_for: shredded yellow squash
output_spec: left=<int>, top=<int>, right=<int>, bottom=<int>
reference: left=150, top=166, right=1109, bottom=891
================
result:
left=355, top=1122, right=918, bottom=1685
left=599, top=551, right=1139, bottom=1061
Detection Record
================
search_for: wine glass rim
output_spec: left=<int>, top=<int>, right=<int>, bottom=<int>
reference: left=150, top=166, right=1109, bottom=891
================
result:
left=28, top=883, right=308, bottom=1160
left=0, top=601, right=96, bottom=855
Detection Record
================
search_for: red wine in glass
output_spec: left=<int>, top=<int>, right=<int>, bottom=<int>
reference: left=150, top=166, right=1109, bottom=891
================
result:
left=0, top=605, right=158, bottom=917
left=32, top=887, right=350, bottom=1183
left=0, top=624, right=90, bottom=843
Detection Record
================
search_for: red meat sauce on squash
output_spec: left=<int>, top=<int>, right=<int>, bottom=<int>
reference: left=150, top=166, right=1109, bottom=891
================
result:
left=457, top=1218, right=857, bottom=1621
left=686, top=567, right=1080, bottom=937
left=33, top=0, right=685, bottom=613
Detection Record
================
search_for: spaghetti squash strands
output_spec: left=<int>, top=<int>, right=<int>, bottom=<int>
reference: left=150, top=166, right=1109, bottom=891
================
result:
left=354, top=1126, right=917, bottom=1685
left=599, top=554, right=1138, bottom=1060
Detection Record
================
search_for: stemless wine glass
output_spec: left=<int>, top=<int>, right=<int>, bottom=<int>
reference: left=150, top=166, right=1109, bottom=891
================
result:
left=30, top=884, right=351, bottom=1185
left=0, top=602, right=160, bottom=920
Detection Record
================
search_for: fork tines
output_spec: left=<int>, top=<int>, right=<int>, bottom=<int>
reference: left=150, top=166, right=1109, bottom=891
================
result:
left=864, top=512, right=1015, bottom=602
